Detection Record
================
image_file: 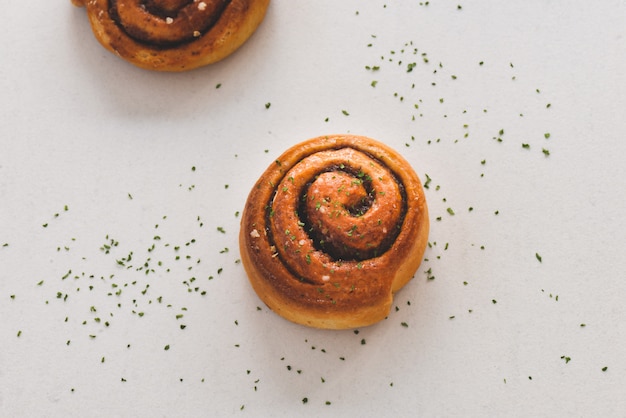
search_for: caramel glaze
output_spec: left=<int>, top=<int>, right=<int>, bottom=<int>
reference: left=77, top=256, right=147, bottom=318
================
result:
left=239, top=135, right=430, bottom=329
left=72, top=0, right=270, bottom=71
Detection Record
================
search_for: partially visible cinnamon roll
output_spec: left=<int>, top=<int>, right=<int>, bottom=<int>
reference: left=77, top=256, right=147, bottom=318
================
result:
left=72, top=0, right=270, bottom=71
left=239, top=135, right=430, bottom=329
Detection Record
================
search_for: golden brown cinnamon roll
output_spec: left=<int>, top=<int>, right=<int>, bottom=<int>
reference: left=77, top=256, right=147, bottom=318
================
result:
left=72, top=0, right=270, bottom=71
left=239, top=135, right=429, bottom=329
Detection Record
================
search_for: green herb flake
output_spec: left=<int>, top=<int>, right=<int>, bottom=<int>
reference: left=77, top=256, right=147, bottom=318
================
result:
left=536, top=253, right=542, bottom=262
left=423, top=174, right=431, bottom=189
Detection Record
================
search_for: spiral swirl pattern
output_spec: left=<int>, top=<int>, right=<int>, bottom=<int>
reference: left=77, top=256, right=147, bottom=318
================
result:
left=110, top=0, right=231, bottom=46
left=240, top=135, right=429, bottom=329
left=73, top=0, right=270, bottom=71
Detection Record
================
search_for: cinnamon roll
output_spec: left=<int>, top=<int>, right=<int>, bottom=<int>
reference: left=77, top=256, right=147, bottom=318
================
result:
left=239, top=135, right=429, bottom=329
left=72, top=0, right=270, bottom=71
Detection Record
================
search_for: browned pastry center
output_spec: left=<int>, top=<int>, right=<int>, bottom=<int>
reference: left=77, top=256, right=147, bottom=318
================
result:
left=239, top=135, right=430, bottom=329
left=111, top=0, right=229, bottom=45
left=72, top=0, right=270, bottom=71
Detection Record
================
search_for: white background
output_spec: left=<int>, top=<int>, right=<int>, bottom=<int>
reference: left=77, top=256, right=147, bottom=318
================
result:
left=1, top=1, right=625, bottom=416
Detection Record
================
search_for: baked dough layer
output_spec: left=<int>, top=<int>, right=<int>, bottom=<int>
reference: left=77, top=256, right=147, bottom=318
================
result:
left=239, top=135, right=430, bottom=329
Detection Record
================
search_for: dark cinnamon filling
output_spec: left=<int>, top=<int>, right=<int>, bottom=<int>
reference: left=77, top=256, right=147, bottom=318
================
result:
left=108, top=0, right=231, bottom=48
left=265, top=155, right=407, bottom=265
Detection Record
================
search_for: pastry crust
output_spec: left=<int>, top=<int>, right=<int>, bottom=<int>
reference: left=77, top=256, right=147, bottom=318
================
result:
left=72, top=0, right=270, bottom=71
left=239, top=135, right=429, bottom=329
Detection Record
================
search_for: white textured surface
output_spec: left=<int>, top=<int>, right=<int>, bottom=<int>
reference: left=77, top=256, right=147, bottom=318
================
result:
left=1, top=1, right=626, bottom=416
